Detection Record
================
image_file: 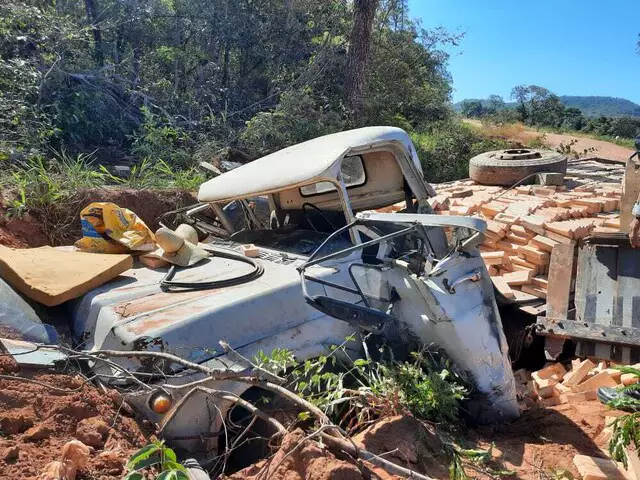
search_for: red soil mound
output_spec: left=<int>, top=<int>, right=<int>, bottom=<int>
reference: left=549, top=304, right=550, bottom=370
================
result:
left=0, top=356, right=154, bottom=480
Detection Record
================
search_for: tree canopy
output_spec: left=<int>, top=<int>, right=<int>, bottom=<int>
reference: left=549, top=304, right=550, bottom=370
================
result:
left=0, top=0, right=459, bottom=164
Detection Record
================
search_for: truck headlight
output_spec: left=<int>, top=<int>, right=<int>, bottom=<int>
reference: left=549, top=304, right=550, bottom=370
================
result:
left=149, top=391, right=172, bottom=414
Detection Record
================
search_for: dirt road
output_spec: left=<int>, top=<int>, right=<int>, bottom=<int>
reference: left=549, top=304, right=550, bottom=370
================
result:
left=521, top=130, right=634, bottom=162
left=463, top=119, right=635, bottom=162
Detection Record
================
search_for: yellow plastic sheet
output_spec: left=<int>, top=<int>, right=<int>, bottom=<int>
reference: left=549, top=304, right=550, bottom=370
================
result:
left=75, top=202, right=155, bottom=254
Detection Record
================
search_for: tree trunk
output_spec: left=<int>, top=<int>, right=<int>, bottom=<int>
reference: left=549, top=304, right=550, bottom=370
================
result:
left=344, top=0, right=378, bottom=121
left=84, top=0, right=104, bottom=67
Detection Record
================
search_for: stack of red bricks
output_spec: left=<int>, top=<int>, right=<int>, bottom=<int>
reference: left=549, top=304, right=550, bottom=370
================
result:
left=406, top=179, right=620, bottom=301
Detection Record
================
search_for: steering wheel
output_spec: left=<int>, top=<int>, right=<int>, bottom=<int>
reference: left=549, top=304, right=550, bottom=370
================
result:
left=302, top=202, right=337, bottom=233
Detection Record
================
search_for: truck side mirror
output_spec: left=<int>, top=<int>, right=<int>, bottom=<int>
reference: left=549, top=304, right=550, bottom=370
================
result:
left=635, top=136, right=640, bottom=153
left=305, top=295, right=395, bottom=328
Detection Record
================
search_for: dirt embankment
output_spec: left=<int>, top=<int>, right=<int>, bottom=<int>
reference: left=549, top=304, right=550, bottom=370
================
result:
left=226, top=415, right=447, bottom=480
left=0, top=188, right=196, bottom=248
left=227, top=399, right=616, bottom=480
left=0, top=356, right=154, bottom=480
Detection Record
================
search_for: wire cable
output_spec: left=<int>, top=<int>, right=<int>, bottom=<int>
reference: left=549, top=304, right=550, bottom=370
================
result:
left=160, top=245, right=264, bottom=292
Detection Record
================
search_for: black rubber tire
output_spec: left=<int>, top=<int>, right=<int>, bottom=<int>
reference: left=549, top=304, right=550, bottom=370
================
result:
left=469, top=149, right=567, bottom=187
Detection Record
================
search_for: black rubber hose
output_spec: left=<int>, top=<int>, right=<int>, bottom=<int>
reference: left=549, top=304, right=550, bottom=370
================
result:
left=160, top=245, right=264, bottom=292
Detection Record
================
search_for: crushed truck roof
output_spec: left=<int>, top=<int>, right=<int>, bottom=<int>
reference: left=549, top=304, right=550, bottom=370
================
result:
left=197, top=126, right=422, bottom=203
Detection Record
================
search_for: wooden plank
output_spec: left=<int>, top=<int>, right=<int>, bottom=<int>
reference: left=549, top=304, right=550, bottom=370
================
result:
left=481, top=251, right=505, bottom=265
left=573, top=453, right=634, bottom=480
left=505, top=232, right=530, bottom=245
left=546, top=221, right=575, bottom=238
left=546, top=243, right=577, bottom=319
left=531, top=276, right=548, bottom=289
left=509, top=255, right=539, bottom=270
left=520, top=245, right=551, bottom=265
left=0, top=246, right=133, bottom=307
left=544, top=229, right=576, bottom=245
left=511, top=264, right=538, bottom=275
left=521, top=284, right=547, bottom=299
left=512, top=289, right=539, bottom=302
left=502, top=270, right=532, bottom=286
left=562, top=359, right=596, bottom=387
left=496, top=240, right=522, bottom=253
left=520, top=303, right=546, bottom=316
left=624, top=447, right=640, bottom=480
left=521, top=215, right=546, bottom=235
left=530, top=235, right=559, bottom=252
left=511, top=225, right=535, bottom=238
left=572, top=371, right=618, bottom=393
left=536, top=317, right=640, bottom=348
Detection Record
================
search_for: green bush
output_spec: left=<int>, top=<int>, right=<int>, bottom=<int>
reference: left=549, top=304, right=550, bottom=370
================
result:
left=257, top=339, right=467, bottom=427
left=239, top=89, right=346, bottom=158
left=412, top=122, right=512, bottom=183
left=131, top=107, right=194, bottom=168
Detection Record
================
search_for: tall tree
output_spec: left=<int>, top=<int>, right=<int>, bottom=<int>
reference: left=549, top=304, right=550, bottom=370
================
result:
left=511, top=85, right=530, bottom=122
left=344, top=0, right=379, bottom=121
left=460, top=100, right=484, bottom=118
left=486, top=95, right=505, bottom=113
left=84, top=0, right=104, bottom=67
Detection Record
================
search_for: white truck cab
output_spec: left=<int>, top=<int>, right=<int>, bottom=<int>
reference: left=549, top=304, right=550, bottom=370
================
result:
left=70, top=127, right=518, bottom=460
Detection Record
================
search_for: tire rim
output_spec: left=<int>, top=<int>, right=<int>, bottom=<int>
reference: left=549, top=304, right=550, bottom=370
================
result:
left=493, top=149, right=543, bottom=161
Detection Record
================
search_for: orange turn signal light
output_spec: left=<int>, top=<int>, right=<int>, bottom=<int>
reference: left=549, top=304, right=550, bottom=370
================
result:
left=150, top=392, right=172, bottom=414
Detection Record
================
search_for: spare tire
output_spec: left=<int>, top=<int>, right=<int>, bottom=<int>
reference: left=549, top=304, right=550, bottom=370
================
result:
left=469, top=149, right=567, bottom=187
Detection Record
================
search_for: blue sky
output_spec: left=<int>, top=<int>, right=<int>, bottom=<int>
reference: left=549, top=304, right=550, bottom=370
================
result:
left=408, top=0, right=640, bottom=104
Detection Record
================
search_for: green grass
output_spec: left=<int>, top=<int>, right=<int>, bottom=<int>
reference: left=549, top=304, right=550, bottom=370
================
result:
left=1, top=153, right=205, bottom=217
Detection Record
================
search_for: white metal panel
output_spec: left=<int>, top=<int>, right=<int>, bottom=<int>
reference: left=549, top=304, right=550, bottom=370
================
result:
left=197, top=127, right=418, bottom=203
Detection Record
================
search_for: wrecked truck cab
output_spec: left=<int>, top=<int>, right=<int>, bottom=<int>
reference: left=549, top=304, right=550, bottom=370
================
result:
left=70, top=126, right=518, bottom=458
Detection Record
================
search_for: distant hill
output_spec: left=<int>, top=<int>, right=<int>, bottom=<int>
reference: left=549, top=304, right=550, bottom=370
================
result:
left=454, top=95, right=640, bottom=117
left=558, top=96, right=640, bottom=117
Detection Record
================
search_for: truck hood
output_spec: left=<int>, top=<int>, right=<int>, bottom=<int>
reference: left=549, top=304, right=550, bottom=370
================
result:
left=70, top=252, right=337, bottom=371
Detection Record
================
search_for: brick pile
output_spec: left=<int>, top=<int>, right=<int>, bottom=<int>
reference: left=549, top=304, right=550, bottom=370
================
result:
left=381, top=176, right=622, bottom=302
left=520, top=361, right=640, bottom=480
left=427, top=180, right=621, bottom=300
left=516, top=360, right=638, bottom=408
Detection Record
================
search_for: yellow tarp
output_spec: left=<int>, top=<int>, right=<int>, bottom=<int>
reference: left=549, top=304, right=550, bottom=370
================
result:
left=75, top=202, right=155, bottom=254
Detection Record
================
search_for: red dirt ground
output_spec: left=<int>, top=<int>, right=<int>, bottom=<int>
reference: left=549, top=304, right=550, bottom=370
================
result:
left=227, top=401, right=623, bottom=480
left=0, top=355, right=154, bottom=480
left=467, top=400, right=619, bottom=479
left=0, top=188, right=196, bottom=247
left=225, top=428, right=404, bottom=480
left=520, top=131, right=634, bottom=162
left=0, top=209, right=49, bottom=248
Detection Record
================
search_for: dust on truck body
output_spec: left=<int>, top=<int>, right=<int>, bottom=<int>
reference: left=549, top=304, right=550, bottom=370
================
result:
left=70, top=127, right=519, bottom=458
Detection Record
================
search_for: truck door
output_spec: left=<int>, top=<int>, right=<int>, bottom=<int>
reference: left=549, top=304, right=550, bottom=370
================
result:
left=298, top=212, right=519, bottom=423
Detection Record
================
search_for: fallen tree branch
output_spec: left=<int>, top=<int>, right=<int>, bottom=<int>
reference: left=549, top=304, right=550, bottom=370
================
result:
left=158, top=386, right=286, bottom=437
left=319, top=432, right=436, bottom=480
left=92, top=349, right=223, bottom=375
left=90, top=348, right=435, bottom=479
left=91, top=349, right=338, bottom=432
